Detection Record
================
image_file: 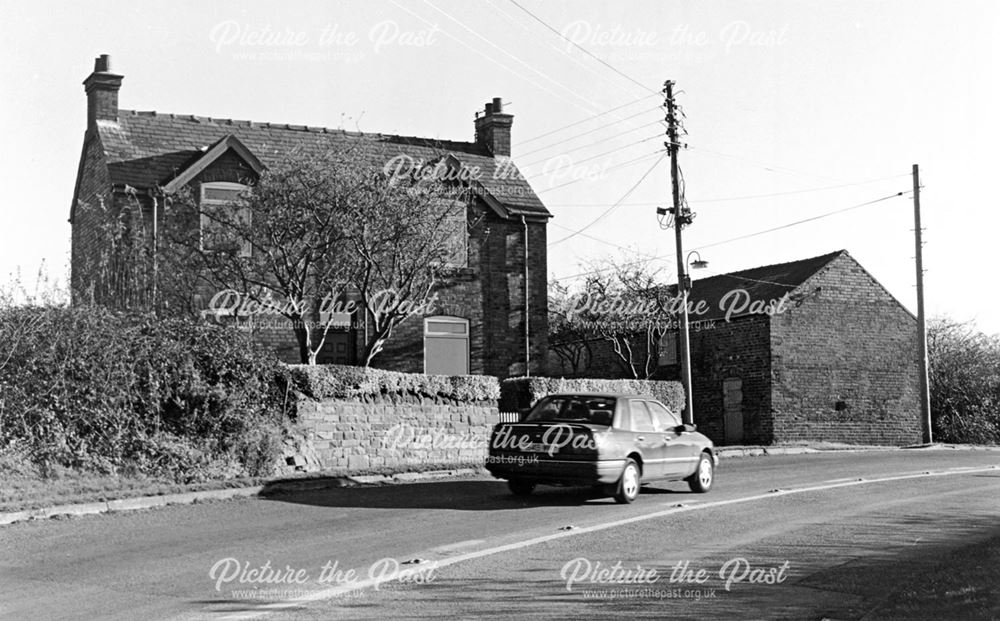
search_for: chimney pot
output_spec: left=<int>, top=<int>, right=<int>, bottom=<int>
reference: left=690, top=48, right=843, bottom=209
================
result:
left=95, top=54, right=111, bottom=73
left=492, top=97, right=503, bottom=113
left=484, top=103, right=494, bottom=115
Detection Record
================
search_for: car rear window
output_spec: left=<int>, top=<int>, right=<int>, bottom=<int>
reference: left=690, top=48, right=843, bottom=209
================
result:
left=523, top=396, right=616, bottom=426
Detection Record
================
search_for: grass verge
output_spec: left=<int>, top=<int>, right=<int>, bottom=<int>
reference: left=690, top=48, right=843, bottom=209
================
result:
left=0, top=461, right=489, bottom=514
left=0, top=468, right=265, bottom=513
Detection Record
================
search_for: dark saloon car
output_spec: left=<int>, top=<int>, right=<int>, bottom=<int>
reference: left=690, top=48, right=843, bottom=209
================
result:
left=485, top=393, right=717, bottom=503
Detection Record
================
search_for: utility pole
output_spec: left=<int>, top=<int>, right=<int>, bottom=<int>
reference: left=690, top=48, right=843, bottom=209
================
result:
left=913, top=164, right=932, bottom=443
left=664, top=80, right=695, bottom=426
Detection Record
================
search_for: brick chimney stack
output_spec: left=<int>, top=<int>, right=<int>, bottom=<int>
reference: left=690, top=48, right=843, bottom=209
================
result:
left=474, top=97, right=513, bottom=157
left=83, top=54, right=123, bottom=130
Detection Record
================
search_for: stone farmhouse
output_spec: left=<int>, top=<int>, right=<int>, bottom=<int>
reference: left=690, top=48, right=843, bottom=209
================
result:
left=70, top=55, right=551, bottom=378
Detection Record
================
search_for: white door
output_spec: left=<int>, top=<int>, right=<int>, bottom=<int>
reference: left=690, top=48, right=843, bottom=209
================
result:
left=424, top=316, right=470, bottom=375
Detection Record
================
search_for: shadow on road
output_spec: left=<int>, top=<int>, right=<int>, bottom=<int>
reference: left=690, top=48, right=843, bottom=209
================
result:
left=259, top=479, right=690, bottom=511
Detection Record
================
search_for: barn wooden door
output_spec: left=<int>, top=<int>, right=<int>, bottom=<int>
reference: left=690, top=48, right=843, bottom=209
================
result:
left=723, top=378, right=744, bottom=444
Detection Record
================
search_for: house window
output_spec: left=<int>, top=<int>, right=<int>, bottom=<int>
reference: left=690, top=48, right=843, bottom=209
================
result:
left=424, top=316, right=469, bottom=375
left=431, top=199, right=468, bottom=268
left=200, top=181, right=251, bottom=257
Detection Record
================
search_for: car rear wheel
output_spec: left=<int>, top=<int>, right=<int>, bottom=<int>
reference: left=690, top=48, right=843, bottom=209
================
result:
left=687, top=452, right=714, bottom=493
left=614, top=459, right=641, bottom=504
left=508, top=478, right=535, bottom=497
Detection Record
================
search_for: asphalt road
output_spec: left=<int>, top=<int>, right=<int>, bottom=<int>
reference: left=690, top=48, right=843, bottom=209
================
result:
left=2, top=449, right=998, bottom=621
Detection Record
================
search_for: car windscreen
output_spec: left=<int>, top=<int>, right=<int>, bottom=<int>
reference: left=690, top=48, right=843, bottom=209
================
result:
left=523, top=396, right=616, bottom=426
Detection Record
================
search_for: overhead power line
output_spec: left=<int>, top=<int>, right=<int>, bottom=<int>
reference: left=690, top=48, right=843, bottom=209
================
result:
left=692, top=191, right=905, bottom=248
left=494, top=0, right=842, bottom=184
left=522, top=133, right=663, bottom=170
left=488, top=0, right=657, bottom=116
left=685, top=145, right=852, bottom=184
left=688, top=174, right=911, bottom=204
left=699, top=269, right=800, bottom=288
left=519, top=109, right=661, bottom=159
left=552, top=191, right=908, bottom=281
left=542, top=173, right=911, bottom=207
left=534, top=149, right=667, bottom=193
left=420, top=0, right=661, bottom=143
left=507, top=0, right=659, bottom=96
left=549, top=222, right=658, bottom=257
left=515, top=94, right=661, bottom=147
left=548, top=153, right=667, bottom=247
left=389, top=1, right=609, bottom=122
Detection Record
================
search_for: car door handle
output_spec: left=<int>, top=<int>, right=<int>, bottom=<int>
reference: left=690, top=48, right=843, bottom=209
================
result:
left=636, top=436, right=645, bottom=441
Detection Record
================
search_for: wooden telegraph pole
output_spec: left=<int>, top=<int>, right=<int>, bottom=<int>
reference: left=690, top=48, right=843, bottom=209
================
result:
left=912, top=164, right=932, bottom=443
left=664, top=80, right=695, bottom=425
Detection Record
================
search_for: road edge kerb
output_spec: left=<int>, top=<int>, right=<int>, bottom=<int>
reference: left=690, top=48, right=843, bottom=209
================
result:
left=717, top=446, right=818, bottom=458
left=0, top=468, right=485, bottom=527
left=5, top=447, right=993, bottom=526
left=714, top=442, right=1000, bottom=459
left=0, top=486, right=265, bottom=526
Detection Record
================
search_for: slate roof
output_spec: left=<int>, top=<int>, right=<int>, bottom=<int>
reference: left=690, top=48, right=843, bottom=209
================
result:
left=680, top=250, right=845, bottom=322
left=94, top=109, right=550, bottom=219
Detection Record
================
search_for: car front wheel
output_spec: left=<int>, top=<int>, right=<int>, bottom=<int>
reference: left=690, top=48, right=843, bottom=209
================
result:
left=614, top=459, right=641, bottom=504
left=687, top=451, right=714, bottom=493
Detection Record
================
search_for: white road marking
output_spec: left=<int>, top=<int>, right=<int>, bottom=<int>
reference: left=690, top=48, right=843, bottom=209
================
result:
left=217, top=465, right=1000, bottom=620
left=427, top=539, right=485, bottom=553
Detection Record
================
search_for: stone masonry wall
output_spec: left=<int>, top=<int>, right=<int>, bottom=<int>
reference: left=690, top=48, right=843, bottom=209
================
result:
left=291, top=393, right=500, bottom=471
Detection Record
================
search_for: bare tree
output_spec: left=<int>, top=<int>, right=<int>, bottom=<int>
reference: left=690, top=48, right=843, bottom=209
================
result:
left=161, top=149, right=352, bottom=364
left=160, top=147, right=468, bottom=366
left=553, top=255, right=679, bottom=380
left=547, top=278, right=594, bottom=376
left=341, top=168, right=471, bottom=366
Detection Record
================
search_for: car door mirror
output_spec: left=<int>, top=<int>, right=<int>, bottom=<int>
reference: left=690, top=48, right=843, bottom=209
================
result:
left=675, top=423, right=697, bottom=434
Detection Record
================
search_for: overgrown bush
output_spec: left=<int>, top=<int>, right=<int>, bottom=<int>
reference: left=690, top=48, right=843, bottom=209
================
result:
left=0, top=306, right=291, bottom=481
left=928, top=317, right=1000, bottom=445
left=289, top=364, right=500, bottom=402
left=500, top=376, right=685, bottom=413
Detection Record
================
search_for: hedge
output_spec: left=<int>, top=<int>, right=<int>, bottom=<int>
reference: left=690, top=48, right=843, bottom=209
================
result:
left=0, top=306, right=290, bottom=482
left=500, top=377, right=685, bottom=414
left=288, top=364, right=501, bottom=402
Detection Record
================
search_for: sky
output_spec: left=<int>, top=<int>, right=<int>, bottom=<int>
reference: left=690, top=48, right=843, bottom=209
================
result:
left=1, top=0, right=998, bottom=332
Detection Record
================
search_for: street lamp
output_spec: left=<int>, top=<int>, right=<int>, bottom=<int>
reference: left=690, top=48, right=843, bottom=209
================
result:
left=678, top=250, right=708, bottom=426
